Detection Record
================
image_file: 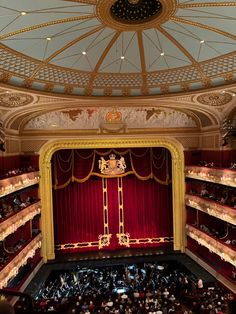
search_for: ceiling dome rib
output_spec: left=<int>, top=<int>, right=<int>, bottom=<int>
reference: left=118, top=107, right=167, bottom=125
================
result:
left=0, top=0, right=234, bottom=97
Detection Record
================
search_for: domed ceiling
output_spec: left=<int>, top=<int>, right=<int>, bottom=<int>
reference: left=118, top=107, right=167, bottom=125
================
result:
left=0, top=0, right=235, bottom=97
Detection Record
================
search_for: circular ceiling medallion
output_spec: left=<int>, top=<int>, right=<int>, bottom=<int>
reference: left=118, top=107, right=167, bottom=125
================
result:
left=196, top=93, right=233, bottom=107
left=0, top=93, right=34, bottom=107
left=97, top=0, right=176, bottom=31
left=110, top=0, right=162, bottom=25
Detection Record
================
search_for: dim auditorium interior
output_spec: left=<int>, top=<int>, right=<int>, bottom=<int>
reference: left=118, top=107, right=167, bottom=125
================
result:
left=0, top=0, right=236, bottom=313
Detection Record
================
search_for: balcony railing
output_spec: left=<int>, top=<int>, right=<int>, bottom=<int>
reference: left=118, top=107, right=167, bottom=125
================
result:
left=185, top=194, right=236, bottom=226
left=185, top=166, right=236, bottom=188
left=186, top=224, right=236, bottom=267
left=0, top=201, right=41, bottom=241
left=0, top=171, right=39, bottom=198
left=0, top=233, right=42, bottom=289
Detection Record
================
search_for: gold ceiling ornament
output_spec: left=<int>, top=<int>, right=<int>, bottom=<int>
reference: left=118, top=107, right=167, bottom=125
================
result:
left=96, top=0, right=177, bottom=31
left=0, top=93, right=34, bottom=107
left=197, top=92, right=233, bottom=107
left=111, top=0, right=162, bottom=24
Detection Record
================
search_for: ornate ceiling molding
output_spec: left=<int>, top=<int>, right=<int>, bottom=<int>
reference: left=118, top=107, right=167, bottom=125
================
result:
left=96, top=0, right=177, bottom=31
left=196, top=92, right=233, bottom=107
left=0, top=0, right=234, bottom=96
left=0, top=93, right=35, bottom=108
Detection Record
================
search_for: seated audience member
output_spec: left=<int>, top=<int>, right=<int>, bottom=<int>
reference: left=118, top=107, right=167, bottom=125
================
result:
left=200, top=186, right=209, bottom=198
left=197, top=277, right=203, bottom=289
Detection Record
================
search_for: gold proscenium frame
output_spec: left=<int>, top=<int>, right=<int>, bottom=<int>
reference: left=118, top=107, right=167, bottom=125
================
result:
left=39, top=136, right=185, bottom=261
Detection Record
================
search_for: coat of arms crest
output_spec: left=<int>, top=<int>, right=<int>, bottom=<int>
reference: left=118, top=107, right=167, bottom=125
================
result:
left=98, top=154, right=126, bottom=175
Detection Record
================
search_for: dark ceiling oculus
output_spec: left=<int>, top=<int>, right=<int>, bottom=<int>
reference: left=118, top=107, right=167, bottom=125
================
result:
left=110, top=0, right=162, bottom=24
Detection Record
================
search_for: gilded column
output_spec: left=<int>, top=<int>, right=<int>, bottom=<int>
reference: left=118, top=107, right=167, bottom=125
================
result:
left=172, top=156, right=185, bottom=252
left=40, top=161, right=55, bottom=261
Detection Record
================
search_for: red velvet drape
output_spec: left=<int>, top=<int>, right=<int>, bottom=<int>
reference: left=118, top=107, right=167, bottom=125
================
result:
left=122, top=176, right=173, bottom=242
left=52, top=148, right=173, bottom=254
left=53, top=178, right=104, bottom=249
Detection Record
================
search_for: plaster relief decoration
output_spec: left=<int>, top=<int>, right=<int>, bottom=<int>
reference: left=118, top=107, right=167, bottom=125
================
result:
left=25, top=107, right=197, bottom=130
left=0, top=93, right=34, bottom=107
left=99, top=154, right=126, bottom=175
left=196, top=92, right=233, bottom=107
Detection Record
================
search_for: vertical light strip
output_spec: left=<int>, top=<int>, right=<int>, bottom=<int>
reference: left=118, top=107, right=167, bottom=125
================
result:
left=117, top=177, right=124, bottom=234
left=117, top=176, right=130, bottom=247
left=98, top=177, right=112, bottom=249
left=102, top=177, right=109, bottom=235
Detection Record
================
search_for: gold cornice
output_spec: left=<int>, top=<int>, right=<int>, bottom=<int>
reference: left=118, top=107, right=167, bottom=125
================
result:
left=178, top=2, right=236, bottom=9
left=1, top=82, right=235, bottom=102
left=20, top=128, right=200, bottom=138
left=171, top=17, right=236, bottom=42
left=39, top=136, right=185, bottom=260
left=0, top=15, right=96, bottom=41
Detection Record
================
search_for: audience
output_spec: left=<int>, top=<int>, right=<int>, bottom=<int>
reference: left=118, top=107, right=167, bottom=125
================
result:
left=0, top=166, right=35, bottom=179
left=32, top=261, right=234, bottom=313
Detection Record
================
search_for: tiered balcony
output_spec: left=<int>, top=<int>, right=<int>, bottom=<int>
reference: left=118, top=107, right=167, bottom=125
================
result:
left=0, top=201, right=41, bottom=241
left=186, top=224, right=236, bottom=267
left=0, top=233, right=42, bottom=288
left=185, top=166, right=236, bottom=188
left=0, top=171, right=40, bottom=198
left=185, top=194, right=236, bottom=226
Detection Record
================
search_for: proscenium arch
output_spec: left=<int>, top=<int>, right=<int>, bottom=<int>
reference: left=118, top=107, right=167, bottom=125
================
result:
left=39, top=136, right=185, bottom=261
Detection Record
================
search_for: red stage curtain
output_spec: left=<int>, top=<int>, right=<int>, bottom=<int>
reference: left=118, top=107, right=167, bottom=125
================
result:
left=52, top=148, right=173, bottom=254
left=122, top=176, right=173, bottom=242
left=53, top=177, right=104, bottom=251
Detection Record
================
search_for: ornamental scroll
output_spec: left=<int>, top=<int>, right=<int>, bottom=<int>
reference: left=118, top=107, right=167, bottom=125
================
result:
left=98, top=154, right=126, bottom=175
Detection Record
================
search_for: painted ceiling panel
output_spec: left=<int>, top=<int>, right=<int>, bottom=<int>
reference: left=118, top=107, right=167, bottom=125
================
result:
left=99, top=32, right=141, bottom=73
left=51, top=27, right=115, bottom=70
left=176, top=7, right=236, bottom=35
left=143, top=28, right=192, bottom=71
left=163, top=21, right=236, bottom=62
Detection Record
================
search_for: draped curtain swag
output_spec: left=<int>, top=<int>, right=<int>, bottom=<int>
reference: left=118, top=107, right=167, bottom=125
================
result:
left=52, top=148, right=171, bottom=189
